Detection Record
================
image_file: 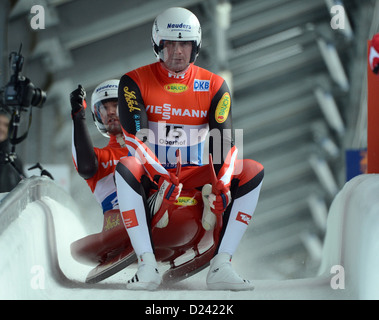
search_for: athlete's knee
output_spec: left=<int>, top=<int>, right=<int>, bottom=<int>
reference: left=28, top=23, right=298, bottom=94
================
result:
left=230, top=159, right=263, bottom=199
left=117, top=156, right=143, bottom=169
left=245, top=159, right=264, bottom=181
left=234, top=159, right=264, bottom=182
left=115, top=156, right=145, bottom=181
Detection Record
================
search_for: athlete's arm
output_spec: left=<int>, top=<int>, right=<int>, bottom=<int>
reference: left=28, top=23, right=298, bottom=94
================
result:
left=70, top=85, right=98, bottom=180
left=117, top=75, right=148, bottom=139
left=208, top=80, right=237, bottom=189
left=118, top=75, right=170, bottom=180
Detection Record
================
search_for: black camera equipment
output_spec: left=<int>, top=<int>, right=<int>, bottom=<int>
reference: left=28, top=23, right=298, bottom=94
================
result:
left=0, top=44, right=48, bottom=179
left=3, top=44, right=46, bottom=110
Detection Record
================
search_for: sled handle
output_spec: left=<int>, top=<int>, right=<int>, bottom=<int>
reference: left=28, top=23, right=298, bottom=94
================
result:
left=151, top=149, right=182, bottom=230
left=175, top=149, right=181, bottom=181
left=208, top=154, right=224, bottom=241
left=168, top=149, right=181, bottom=186
left=209, top=154, right=225, bottom=195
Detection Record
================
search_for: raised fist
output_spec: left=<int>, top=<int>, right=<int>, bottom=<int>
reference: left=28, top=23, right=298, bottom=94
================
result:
left=70, top=84, right=87, bottom=117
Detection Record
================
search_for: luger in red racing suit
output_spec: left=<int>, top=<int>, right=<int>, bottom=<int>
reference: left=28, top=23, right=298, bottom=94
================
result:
left=72, top=113, right=130, bottom=214
left=115, top=62, right=264, bottom=257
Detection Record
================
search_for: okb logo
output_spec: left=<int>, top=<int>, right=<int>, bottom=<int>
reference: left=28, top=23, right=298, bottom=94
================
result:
left=194, top=79, right=210, bottom=92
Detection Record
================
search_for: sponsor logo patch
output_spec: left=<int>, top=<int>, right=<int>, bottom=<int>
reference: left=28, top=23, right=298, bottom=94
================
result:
left=146, top=104, right=207, bottom=120
left=167, top=23, right=191, bottom=30
left=236, top=211, right=252, bottom=225
left=122, top=209, right=139, bottom=229
left=104, top=213, right=121, bottom=231
left=174, top=196, right=198, bottom=206
left=164, top=83, right=188, bottom=93
left=194, top=79, right=210, bottom=92
left=123, top=86, right=140, bottom=112
left=95, top=84, right=118, bottom=93
left=215, top=92, right=230, bottom=123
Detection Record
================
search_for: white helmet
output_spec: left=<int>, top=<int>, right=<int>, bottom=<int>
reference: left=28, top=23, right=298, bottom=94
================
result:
left=152, top=7, right=202, bottom=63
left=91, top=79, right=119, bottom=138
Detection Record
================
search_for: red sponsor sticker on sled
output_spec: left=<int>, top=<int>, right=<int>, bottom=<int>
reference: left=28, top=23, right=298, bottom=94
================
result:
left=122, top=209, right=139, bottom=229
left=236, top=211, right=252, bottom=225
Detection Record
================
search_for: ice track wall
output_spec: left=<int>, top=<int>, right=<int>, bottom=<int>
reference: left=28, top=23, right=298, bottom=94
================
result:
left=0, top=177, right=90, bottom=299
left=318, top=174, right=379, bottom=299
left=0, top=175, right=378, bottom=299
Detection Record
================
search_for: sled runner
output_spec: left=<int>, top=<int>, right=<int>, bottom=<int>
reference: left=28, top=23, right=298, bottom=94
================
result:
left=70, top=209, right=137, bottom=283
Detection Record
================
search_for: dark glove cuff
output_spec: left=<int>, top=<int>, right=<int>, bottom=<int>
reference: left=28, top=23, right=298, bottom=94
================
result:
left=71, top=107, right=86, bottom=120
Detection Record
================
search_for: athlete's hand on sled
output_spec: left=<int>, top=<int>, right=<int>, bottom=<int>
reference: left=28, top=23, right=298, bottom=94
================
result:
left=148, top=174, right=183, bottom=215
left=157, top=174, right=183, bottom=204
left=148, top=150, right=183, bottom=228
left=202, top=181, right=230, bottom=230
left=149, top=175, right=183, bottom=228
left=70, top=84, right=87, bottom=117
left=208, top=186, right=231, bottom=215
left=206, top=154, right=232, bottom=215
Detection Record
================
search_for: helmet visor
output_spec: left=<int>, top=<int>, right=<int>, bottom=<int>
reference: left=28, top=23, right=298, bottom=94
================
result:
left=93, top=98, right=121, bottom=136
left=159, top=40, right=197, bottom=71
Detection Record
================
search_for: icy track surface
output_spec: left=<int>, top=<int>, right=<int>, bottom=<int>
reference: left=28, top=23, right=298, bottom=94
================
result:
left=0, top=176, right=378, bottom=299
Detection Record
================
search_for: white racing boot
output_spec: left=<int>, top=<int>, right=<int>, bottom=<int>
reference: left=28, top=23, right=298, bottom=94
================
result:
left=206, top=253, right=254, bottom=291
left=126, top=252, right=161, bottom=290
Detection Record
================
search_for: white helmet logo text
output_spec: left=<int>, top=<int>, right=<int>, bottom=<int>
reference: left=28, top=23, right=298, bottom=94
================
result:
left=167, top=23, right=191, bottom=30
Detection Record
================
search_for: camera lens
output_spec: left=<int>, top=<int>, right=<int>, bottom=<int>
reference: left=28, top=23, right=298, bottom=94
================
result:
left=31, top=88, right=47, bottom=108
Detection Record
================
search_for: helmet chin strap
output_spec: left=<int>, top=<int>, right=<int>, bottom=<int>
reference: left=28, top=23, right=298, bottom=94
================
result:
left=115, top=134, right=127, bottom=148
left=174, top=64, right=190, bottom=74
left=160, top=61, right=190, bottom=77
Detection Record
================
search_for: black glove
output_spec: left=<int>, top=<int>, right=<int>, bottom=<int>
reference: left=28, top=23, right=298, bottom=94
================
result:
left=70, top=85, right=87, bottom=118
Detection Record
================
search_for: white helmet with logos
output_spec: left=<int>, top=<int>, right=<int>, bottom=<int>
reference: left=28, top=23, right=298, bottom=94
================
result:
left=91, top=79, right=119, bottom=138
left=152, top=7, right=202, bottom=63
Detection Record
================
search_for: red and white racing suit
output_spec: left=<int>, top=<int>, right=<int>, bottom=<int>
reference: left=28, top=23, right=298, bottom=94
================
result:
left=72, top=115, right=130, bottom=213
left=115, top=62, right=264, bottom=257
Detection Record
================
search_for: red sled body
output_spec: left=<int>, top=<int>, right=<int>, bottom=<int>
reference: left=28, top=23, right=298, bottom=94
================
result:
left=71, top=187, right=222, bottom=284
